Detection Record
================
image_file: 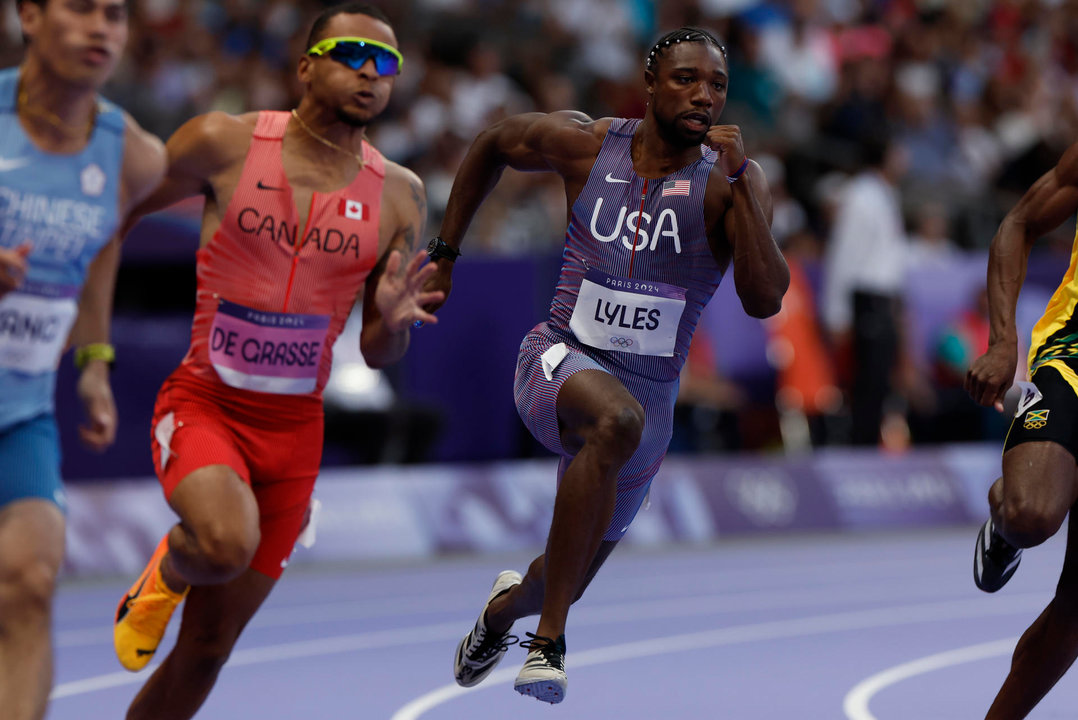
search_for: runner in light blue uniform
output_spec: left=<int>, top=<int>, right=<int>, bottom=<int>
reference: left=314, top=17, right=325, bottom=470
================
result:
left=0, top=65, right=123, bottom=509
left=0, top=3, right=166, bottom=718
left=437, top=27, right=789, bottom=705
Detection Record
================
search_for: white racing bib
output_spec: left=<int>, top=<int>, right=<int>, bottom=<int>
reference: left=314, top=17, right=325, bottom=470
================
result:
left=0, top=281, right=79, bottom=374
left=209, top=298, right=330, bottom=394
left=569, top=268, right=687, bottom=356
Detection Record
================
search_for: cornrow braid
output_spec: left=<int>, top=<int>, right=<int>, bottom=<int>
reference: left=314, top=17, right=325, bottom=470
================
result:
left=645, top=26, right=726, bottom=71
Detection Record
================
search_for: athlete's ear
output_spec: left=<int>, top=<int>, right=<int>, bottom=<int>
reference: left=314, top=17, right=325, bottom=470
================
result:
left=297, top=54, right=313, bottom=85
left=644, top=68, right=656, bottom=96
left=17, top=0, right=44, bottom=43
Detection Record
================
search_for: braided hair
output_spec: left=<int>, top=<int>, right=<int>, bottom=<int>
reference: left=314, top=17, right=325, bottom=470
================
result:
left=645, top=27, right=727, bottom=72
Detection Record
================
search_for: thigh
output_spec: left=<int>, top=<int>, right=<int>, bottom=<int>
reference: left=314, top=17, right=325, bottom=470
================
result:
left=248, top=474, right=316, bottom=579
left=0, top=415, right=65, bottom=511
left=168, top=464, right=260, bottom=540
left=151, top=385, right=249, bottom=503
left=1003, top=363, right=1078, bottom=512
left=514, top=328, right=628, bottom=456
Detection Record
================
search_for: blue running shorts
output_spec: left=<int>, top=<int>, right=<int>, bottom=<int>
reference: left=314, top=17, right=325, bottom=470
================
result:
left=514, top=323, right=677, bottom=541
left=0, top=414, right=66, bottom=511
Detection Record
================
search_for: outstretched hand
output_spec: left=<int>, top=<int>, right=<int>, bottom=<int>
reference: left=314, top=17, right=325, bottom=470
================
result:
left=965, top=343, right=1018, bottom=413
left=0, top=242, right=32, bottom=298
left=375, top=249, right=446, bottom=333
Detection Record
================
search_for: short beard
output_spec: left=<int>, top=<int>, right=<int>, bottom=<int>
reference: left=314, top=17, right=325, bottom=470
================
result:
left=335, top=106, right=370, bottom=129
left=653, top=111, right=706, bottom=148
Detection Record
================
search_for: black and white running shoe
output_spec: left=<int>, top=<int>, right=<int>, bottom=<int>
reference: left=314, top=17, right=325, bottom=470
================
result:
left=514, top=633, right=567, bottom=704
left=453, top=570, right=522, bottom=687
left=974, top=518, right=1023, bottom=593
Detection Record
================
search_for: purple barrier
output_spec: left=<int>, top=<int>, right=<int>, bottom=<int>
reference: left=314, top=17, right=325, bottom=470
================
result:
left=59, top=447, right=990, bottom=577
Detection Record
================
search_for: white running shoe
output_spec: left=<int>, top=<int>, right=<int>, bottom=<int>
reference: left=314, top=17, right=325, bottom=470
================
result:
left=453, top=570, right=523, bottom=687
left=514, top=633, right=567, bottom=704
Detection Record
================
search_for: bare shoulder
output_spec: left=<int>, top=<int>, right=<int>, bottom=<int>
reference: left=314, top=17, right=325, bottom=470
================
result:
left=120, top=113, right=166, bottom=181
left=382, top=157, right=423, bottom=194
left=166, top=111, right=259, bottom=172
left=118, top=112, right=166, bottom=210
left=527, top=111, right=610, bottom=157
left=380, top=158, right=426, bottom=241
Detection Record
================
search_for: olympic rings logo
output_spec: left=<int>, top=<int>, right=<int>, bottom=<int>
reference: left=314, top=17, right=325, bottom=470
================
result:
left=610, top=337, right=634, bottom=348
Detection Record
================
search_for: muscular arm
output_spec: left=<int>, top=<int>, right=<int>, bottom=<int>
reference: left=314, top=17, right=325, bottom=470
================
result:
left=967, top=143, right=1078, bottom=409
left=70, top=117, right=167, bottom=354
left=427, top=111, right=601, bottom=310
left=361, top=167, right=440, bottom=367
left=67, top=117, right=167, bottom=450
left=719, top=160, right=788, bottom=318
left=117, top=112, right=245, bottom=238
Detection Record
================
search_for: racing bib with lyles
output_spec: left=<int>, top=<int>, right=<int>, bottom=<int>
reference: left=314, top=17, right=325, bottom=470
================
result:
left=209, top=298, right=330, bottom=394
left=569, top=268, right=687, bottom=356
left=0, top=281, right=79, bottom=374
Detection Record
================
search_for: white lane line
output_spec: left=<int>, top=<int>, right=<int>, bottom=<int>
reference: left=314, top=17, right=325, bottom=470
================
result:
left=51, top=579, right=973, bottom=649
left=842, top=638, right=1017, bottom=720
left=389, top=597, right=1038, bottom=720
left=50, top=594, right=1038, bottom=703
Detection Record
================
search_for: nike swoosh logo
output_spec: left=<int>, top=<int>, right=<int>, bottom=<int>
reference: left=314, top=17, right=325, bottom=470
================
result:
left=115, top=570, right=151, bottom=623
left=257, top=180, right=286, bottom=191
left=0, top=158, right=31, bottom=173
left=135, top=648, right=155, bottom=657
left=604, top=173, right=631, bottom=184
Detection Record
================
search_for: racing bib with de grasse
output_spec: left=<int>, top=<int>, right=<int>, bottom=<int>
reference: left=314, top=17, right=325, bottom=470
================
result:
left=209, top=298, right=329, bottom=394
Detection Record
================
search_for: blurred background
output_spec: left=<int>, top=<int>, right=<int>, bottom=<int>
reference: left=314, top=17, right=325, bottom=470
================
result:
left=4, top=0, right=1077, bottom=571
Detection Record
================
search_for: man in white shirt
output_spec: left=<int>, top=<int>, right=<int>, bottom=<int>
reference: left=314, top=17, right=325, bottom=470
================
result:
left=822, top=134, right=910, bottom=445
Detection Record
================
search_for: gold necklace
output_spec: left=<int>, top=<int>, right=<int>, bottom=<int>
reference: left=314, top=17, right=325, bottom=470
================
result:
left=17, top=78, right=96, bottom=140
left=290, top=109, right=365, bottom=169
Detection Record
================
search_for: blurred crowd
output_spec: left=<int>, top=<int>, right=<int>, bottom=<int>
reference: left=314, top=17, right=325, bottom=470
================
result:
left=4, top=0, right=1078, bottom=452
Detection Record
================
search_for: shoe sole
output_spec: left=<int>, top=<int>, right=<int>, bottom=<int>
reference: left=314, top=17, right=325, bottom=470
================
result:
left=514, top=678, right=566, bottom=704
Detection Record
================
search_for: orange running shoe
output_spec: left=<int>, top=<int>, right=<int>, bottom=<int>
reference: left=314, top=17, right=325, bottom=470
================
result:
left=113, top=534, right=189, bottom=671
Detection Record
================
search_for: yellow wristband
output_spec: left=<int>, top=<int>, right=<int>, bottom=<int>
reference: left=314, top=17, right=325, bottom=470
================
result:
left=75, top=343, right=115, bottom=370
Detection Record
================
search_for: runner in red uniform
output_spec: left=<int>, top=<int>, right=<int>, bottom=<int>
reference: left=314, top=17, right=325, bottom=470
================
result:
left=111, top=5, right=441, bottom=719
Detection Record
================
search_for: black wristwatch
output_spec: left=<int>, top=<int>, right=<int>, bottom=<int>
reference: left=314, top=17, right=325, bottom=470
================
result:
left=426, top=237, right=461, bottom=262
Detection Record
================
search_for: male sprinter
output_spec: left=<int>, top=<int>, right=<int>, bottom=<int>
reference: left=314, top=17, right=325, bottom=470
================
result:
left=967, top=140, right=1078, bottom=719
left=111, top=4, right=441, bottom=719
left=1, top=1, right=166, bottom=719
left=435, top=27, right=789, bottom=703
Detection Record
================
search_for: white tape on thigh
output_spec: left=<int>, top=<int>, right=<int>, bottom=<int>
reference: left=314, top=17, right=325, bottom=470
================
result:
left=154, top=411, right=177, bottom=471
left=541, top=342, right=568, bottom=381
left=296, top=497, right=322, bottom=549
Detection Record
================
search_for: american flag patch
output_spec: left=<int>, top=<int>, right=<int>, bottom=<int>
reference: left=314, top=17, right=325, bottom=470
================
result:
left=338, top=199, right=370, bottom=221
left=662, top=179, right=691, bottom=197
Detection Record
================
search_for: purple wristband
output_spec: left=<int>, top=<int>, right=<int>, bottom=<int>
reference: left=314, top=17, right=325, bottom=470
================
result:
left=726, top=157, right=750, bottom=183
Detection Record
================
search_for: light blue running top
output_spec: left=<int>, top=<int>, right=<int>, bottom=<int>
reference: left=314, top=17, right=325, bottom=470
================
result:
left=0, top=67, right=125, bottom=431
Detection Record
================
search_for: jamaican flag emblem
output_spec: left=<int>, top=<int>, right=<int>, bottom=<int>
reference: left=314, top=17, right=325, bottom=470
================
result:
left=1024, top=409, right=1050, bottom=430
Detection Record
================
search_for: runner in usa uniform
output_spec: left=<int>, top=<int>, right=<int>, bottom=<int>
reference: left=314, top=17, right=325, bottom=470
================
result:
left=0, top=2, right=166, bottom=719
left=436, top=27, right=789, bottom=703
left=110, top=5, right=442, bottom=719
left=967, top=140, right=1078, bottom=719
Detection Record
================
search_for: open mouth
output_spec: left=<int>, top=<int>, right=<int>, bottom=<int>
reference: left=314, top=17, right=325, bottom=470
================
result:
left=82, top=46, right=111, bottom=65
left=681, top=113, right=710, bottom=132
